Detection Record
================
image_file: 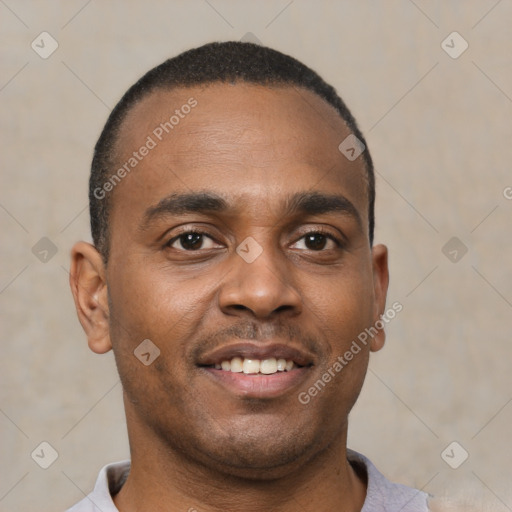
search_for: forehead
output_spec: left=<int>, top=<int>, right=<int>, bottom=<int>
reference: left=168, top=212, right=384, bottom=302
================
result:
left=110, top=82, right=368, bottom=229
left=120, top=83, right=355, bottom=161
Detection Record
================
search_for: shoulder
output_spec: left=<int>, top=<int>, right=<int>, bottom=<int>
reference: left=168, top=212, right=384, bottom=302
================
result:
left=64, top=460, right=130, bottom=512
left=347, top=450, right=430, bottom=512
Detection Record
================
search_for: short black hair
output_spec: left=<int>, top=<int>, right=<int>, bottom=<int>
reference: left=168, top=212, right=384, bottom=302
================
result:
left=90, top=41, right=374, bottom=261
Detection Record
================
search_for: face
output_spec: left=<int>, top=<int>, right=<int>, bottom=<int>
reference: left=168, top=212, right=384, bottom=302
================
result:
left=73, top=83, right=388, bottom=478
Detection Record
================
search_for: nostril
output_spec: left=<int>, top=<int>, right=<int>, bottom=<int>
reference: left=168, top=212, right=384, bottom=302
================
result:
left=232, top=304, right=250, bottom=311
left=274, top=304, right=294, bottom=313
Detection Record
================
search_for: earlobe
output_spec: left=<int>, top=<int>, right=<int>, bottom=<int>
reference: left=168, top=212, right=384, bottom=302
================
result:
left=69, top=242, right=112, bottom=354
left=370, top=244, right=389, bottom=353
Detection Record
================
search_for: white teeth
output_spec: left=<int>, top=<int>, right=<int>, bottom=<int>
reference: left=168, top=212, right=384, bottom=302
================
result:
left=260, top=358, right=277, bottom=374
left=215, top=357, right=297, bottom=374
left=243, top=359, right=260, bottom=374
left=230, top=357, right=243, bottom=373
left=276, top=358, right=287, bottom=371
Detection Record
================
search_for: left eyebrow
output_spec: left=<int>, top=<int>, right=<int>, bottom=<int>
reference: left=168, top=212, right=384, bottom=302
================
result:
left=284, top=191, right=363, bottom=229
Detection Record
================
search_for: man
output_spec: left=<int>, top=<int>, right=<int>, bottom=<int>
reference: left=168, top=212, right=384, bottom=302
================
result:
left=67, top=41, right=431, bottom=511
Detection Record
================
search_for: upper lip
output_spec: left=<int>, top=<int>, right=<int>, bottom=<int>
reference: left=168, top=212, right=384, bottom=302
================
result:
left=197, top=342, right=315, bottom=367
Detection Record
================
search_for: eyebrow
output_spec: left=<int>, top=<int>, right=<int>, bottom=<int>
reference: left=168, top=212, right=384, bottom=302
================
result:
left=284, top=191, right=362, bottom=228
left=140, top=190, right=362, bottom=230
left=141, top=192, right=228, bottom=229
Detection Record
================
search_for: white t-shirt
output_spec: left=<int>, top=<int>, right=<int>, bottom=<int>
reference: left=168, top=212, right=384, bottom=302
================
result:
left=65, top=450, right=430, bottom=511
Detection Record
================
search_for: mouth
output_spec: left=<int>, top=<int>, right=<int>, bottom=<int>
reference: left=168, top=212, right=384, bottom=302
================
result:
left=205, top=356, right=299, bottom=374
left=197, top=343, right=314, bottom=398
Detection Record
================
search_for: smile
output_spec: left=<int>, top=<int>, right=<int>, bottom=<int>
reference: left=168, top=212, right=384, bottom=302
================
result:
left=198, top=343, right=314, bottom=398
left=208, top=357, right=299, bottom=375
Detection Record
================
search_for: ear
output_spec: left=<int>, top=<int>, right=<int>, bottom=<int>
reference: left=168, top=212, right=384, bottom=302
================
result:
left=69, top=242, right=112, bottom=354
left=369, top=243, right=389, bottom=353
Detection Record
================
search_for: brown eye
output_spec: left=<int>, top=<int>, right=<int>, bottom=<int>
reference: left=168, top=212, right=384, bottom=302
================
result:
left=180, top=233, right=203, bottom=250
left=290, top=232, right=339, bottom=251
left=304, top=233, right=328, bottom=250
left=168, top=232, right=219, bottom=251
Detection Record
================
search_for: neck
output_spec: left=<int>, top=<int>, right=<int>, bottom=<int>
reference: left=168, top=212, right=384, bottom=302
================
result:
left=114, top=408, right=366, bottom=512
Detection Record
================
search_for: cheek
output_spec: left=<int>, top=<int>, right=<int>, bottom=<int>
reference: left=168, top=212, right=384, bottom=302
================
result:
left=305, top=261, right=375, bottom=345
left=106, top=259, right=222, bottom=364
left=105, top=262, right=214, bottom=405
left=306, top=280, right=372, bottom=419
left=317, top=263, right=375, bottom=402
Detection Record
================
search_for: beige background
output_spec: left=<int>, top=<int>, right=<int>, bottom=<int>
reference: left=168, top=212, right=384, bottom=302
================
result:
left=1, top=1, right=511, bottom=510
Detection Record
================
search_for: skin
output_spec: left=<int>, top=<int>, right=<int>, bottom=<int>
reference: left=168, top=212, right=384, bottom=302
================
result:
left=70, top=83, right=389, bottom=512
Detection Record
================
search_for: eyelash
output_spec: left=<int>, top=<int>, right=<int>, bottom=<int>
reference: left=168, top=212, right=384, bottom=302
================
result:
left=165, top=230, right=218, bottom=249
left=165, top=228, right=342, bottom=251
left=294, top=227, right=341, bottom=248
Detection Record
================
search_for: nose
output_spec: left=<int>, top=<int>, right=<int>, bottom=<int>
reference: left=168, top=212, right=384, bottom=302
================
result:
left=218, top=241, right=302, bottom=320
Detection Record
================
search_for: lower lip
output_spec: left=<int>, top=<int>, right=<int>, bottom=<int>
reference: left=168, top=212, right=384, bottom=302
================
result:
left=202, top=367, right=311, bottom=399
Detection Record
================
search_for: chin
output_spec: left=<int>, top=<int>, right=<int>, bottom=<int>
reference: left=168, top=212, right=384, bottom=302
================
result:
left=204, top=437, right=315, bottom=479
left=183, top=420, right=324, bottom=480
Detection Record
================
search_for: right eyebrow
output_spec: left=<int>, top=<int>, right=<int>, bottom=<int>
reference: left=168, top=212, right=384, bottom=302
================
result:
left=139, top=192, right=228, bottom=231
